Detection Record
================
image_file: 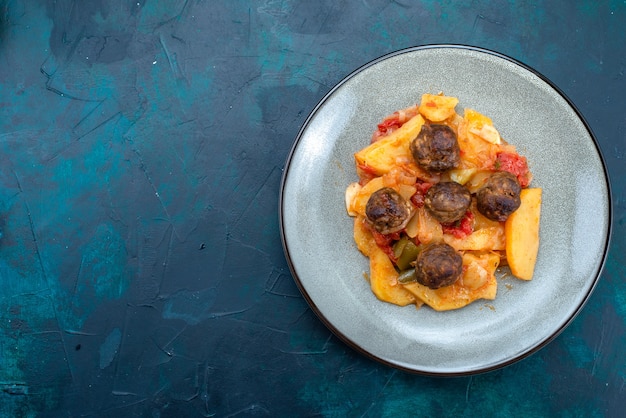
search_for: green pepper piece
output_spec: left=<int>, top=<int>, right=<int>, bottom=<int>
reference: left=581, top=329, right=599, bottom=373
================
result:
left=392, top=236, right=408, bottom=259
left=396, top=240, right=420, bottom=271
left=398, top=269, right=417, bottom=284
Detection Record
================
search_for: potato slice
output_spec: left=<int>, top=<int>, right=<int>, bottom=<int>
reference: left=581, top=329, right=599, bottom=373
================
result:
left=505, top=188, right=542, bottom=280
left=369, top=244, right=416, bottom=306
left=354, top=114, right=425, bottom=176
left=444, top=226, right=505, bottom=251
left=448, top=167, right=478, bottom=185
left=353, top=216, right=373, bottom=257
left=397, top=184, right=417, bottom=201
left=418, top=93, right=459, bottom=122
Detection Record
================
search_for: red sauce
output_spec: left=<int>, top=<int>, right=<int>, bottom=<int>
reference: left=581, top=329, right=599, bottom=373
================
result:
left=369, top=227, right=401, bottom=263
left=371, top=107, right=420, bottom=142
left=377, top=114, right=404, bottom=133
left=371, top=114, right=403, bottom=142
left=442, top=210, right=475, bottom=239
left=495, top=152, right=531, bottom=188
left=410, top=180, right=432, bottom=207
left=356, top=163, right=379, bottom=185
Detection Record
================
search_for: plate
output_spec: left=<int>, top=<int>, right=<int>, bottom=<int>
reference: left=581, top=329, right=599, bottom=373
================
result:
left=279, top=45, right=611, bottom=375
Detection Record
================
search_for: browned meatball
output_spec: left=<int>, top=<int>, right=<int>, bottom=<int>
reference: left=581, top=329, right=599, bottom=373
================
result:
left=424, top=181, right=471, bottom=223
left=365, top=187, right=413, bottom=234
left=415, top=243, right=463, bottom=289
left=410, top=124, right=460, bottom=172
left=476, top=171, right=521, bottom=221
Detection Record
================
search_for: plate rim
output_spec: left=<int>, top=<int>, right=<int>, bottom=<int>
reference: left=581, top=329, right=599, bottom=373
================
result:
left=278, top=44, right=613, bottom=376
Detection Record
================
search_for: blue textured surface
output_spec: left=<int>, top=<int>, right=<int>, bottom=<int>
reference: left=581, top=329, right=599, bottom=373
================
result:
left=0, top=1, right=623, bottom=416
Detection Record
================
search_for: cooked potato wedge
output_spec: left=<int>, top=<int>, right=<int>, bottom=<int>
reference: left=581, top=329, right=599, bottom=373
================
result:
left=418, top=94, right=459, bottom=122
left=353, top=216, right=373, bottom=257
left=505, top=188, right=542, bottom=280
left=444, top=225, right=505, bottom=251
left=369, top=244, right=416, bottom=306
left=354, top=114, right=425, bottom=176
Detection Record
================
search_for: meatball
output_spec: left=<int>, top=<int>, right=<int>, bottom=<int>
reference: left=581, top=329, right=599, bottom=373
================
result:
left=476, top=171, right=522, bottom=221
left=415, top=243, right=463, bottom=289
left=410, top=124, right=460, bottom=172
left=365, top=187, right=414, bottom=234
left=424, top=181, right=471, bottom=223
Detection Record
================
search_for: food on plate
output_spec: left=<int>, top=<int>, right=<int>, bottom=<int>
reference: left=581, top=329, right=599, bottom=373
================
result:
left=345, top=93, right=542, bottom=311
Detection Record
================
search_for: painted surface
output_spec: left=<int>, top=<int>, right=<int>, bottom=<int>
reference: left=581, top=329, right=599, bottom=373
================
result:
left=0, top=0, right=624, bottom=416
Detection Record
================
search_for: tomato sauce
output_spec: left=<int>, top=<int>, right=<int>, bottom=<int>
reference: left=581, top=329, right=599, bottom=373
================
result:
left=369, top=228, right=400, bottom=263
left=356, top=162, right=379, bottom=185
left=495, top=152, right=531, bottom=188
left=371, top=106, right=420, bottom=142
left=442, top=210, right=475, bottom=239
left=410, top=181, right=432, bottom=207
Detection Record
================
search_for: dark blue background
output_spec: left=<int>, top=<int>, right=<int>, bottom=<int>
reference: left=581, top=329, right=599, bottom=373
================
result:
left=0, top=1, right=624, bottom=416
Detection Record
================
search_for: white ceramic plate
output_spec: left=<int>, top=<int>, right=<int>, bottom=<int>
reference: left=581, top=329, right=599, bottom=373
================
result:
left=279, top=45, right=611, bottom=375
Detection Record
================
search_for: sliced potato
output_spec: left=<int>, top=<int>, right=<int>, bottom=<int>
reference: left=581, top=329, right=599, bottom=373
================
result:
left=397, top=184, right=417, bottom=201
left=354, top=114, right=425, bottom=176
left=369, top=244, right=416, bottom=306
left=448, top=167, right=478, bottom=185
left=418, top=94, right=459, bottom=122
left=444, top=226, right=505, bottom=251
left=505, top=188, right=542, bottom=280
left=462, top=252, right=500, bottom=292
left=353, top=216, right=373, bottom=257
